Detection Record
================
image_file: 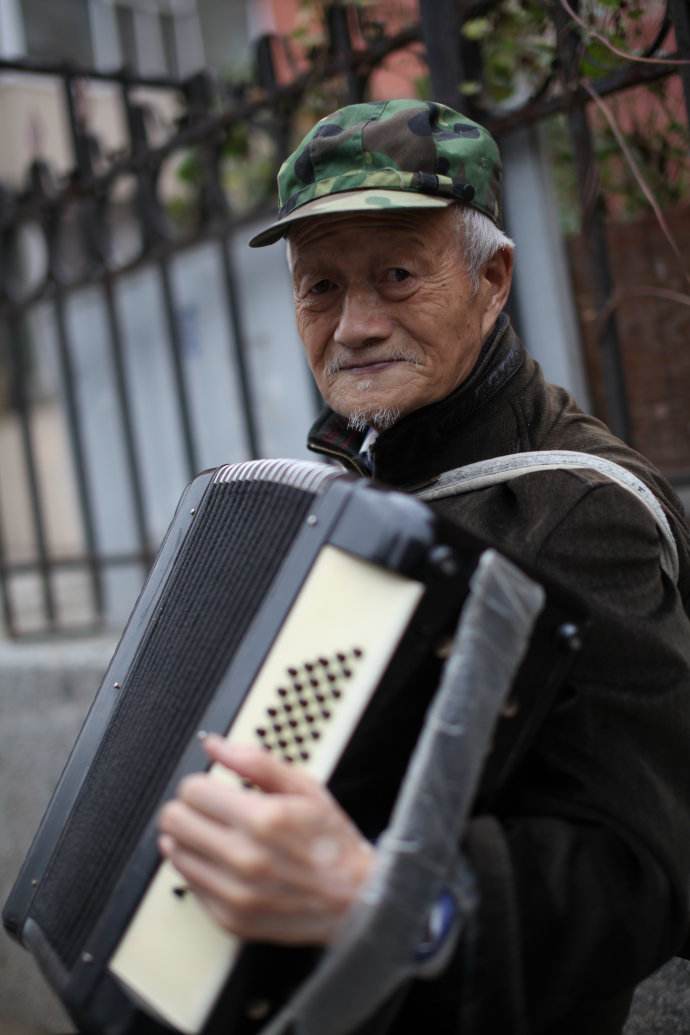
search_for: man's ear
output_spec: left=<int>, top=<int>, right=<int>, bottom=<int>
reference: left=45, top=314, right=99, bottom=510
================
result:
left=479, top=247, right=514, bottom=338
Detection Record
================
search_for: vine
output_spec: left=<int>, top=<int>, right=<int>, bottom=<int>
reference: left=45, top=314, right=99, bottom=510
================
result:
left=460, top=0, right=689, bottom=230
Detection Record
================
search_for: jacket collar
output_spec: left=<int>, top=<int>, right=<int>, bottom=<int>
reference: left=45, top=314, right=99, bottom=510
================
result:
left=307, top=314, right=525, bottom=488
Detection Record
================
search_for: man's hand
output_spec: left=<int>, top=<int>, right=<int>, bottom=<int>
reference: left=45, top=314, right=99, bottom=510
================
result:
left=157, top=734, right=376, bottom=945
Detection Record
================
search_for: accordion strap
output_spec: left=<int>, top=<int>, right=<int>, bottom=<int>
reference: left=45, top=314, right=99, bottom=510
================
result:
left=415, top=449, right=679, bottom=583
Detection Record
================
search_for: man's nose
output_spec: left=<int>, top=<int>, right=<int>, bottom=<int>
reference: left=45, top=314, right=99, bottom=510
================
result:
left=333, top=288, right=392, bottom=349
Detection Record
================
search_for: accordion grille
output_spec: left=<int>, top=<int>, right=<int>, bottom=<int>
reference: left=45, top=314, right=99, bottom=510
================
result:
left=32, top=478, right=315, bottom=970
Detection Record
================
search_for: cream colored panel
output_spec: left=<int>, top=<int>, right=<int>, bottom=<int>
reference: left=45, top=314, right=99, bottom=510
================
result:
left=110, top=544, right=424, bottom=1034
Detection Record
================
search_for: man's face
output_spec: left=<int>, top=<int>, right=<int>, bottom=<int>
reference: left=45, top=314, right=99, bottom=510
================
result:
left=289, top=207, right=510, bottom=429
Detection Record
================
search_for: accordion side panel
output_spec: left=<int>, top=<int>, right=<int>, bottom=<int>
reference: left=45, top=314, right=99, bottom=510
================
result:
left=28, top=479, right=317, bottom=979
left=109, top=544, right=424, bottom=1034
left=2, top=473, right=212, bottom=947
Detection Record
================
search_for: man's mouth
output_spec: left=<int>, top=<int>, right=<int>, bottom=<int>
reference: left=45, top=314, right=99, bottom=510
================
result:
left=341, top=359, right=399, bottom=372
left=336, top=356, right=416, bottom=375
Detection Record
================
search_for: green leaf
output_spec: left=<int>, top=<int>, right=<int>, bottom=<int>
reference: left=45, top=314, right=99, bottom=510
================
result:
left=462, top=17, right=492, bottom=41
left=176, top=152, right=201, bottom=185
left=414, top=73, right=432, bottom=100
left=460, top=80, right=482, bottom=95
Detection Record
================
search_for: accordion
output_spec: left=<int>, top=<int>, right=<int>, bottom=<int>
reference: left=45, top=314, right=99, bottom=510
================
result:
left=3, top=459, right=585, bottom=1035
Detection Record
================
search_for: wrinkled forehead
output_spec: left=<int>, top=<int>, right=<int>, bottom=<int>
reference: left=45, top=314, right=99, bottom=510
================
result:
left=287, top=205, right=459, bottom=267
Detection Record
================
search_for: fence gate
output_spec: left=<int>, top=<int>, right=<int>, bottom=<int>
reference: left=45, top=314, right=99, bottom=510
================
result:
left=1, top=0, right=688, bottom=637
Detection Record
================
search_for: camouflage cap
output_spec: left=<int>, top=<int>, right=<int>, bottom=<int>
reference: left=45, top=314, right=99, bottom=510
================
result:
left=249, top=98, right=503, bottom=247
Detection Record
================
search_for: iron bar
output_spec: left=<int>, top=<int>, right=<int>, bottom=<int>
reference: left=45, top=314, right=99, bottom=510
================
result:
left=326, top=4, right=366, bottom=104
left=119, top=83, right=200, bottom=480
left=0, top=55, right=183, bottom=91
left=0, top=478, right=18, bottom=637
left=158, top=259, right=199, bottom=479
left=3, top=316, right=58, bottom=626
left=2, top=550, right=154, bottom=575
left=217, top=238, right=261, bottom=459
left=255, top=36, right=282, bottom=94
left=52, top=288, right=105, bottom=618
left=419, top=0, right=463, bottom=108
left=552, top=0, right=631, bottom=443
left=668, top=0, right=690, bottom=137
left=643, top=5, right=672, bottom=59
left=101, top=276, right=152, bottom=566
left=63, top=75, right=96, bottom=177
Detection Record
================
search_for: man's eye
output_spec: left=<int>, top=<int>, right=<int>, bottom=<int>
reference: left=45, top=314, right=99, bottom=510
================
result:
left=386, top=268, right=411, bottom=283
left=308, top=279, right=334, bottom=295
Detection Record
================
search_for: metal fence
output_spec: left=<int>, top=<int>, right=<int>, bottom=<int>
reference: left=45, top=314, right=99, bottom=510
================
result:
left=0, top=0, right=689, bottom=637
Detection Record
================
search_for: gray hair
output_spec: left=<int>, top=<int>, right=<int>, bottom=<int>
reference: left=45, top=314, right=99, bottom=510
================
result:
left=456, top=206, right=514, bottom=290
left=285, top=203, right=514, bottom=282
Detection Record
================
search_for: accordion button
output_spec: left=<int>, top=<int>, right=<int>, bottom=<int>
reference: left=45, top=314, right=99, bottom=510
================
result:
left=246, top=998, right=272, bottom=1021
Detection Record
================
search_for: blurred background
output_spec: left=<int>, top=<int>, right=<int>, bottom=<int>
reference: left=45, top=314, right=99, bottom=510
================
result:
left=0, top=1, right=689, bottom=1030
left=0, top=0, right=688, bottom=639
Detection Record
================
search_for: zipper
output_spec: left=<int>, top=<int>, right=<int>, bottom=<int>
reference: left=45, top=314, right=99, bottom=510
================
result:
left=308, top=442, right=369, bottom=478
left=309, top=442, right=440, bottom=492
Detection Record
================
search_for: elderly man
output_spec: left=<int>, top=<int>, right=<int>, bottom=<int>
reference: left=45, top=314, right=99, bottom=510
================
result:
left=158, top=100, right=690, bottom=1035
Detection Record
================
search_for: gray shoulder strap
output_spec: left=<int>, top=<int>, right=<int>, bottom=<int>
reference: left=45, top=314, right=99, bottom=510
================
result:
left=415, top=449, right=679, bottom=582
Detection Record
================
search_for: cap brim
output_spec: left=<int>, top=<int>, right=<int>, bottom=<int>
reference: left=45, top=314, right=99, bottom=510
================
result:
left=248, top=188, right=454, bottom=247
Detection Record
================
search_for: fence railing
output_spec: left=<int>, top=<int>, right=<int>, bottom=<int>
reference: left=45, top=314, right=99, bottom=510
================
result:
left=0, top=0, right=688, bottom=637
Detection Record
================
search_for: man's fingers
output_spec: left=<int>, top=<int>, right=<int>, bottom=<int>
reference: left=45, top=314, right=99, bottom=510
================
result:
left=160, top=837, right=267, bottom=913
left=203, top=734, right=327, bottom=800
left=159, top=798, right=273, bottom=880
left=159, top=835, right=355, bottom=944
left=174, top=769, right=323, bottom=848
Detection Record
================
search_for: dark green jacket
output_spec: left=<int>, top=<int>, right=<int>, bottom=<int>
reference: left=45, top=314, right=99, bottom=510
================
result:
left=307, top=315, right=690, bottom=1035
